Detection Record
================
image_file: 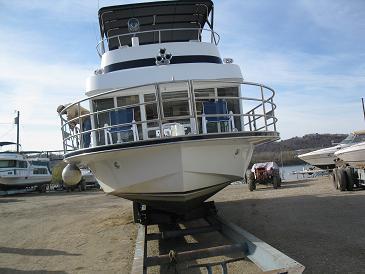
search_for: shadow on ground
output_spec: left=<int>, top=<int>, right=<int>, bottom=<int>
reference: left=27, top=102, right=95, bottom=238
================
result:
left=215, top=188, right=365, bottom=273
left=0, top=199, right=23, bottom=203
left=0, top=247, right=80, bottom=257
left=0, top=268, right=67, bottom=274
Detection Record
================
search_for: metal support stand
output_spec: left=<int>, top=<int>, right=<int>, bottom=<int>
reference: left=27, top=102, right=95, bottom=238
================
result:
left=131, top=202, right=305, bottom=274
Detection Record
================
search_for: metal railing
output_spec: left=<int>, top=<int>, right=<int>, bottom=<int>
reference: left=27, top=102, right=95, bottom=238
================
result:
left=96, top=28, right=220, bottom=57
left=59, top=80, right=278, bottom=153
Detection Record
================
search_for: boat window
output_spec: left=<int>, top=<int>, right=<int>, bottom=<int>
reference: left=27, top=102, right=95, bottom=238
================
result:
left=217, top=86, right=241, bottom=131
left=194, top=88, right=215, bottom=114
left=0, top=160, right=16, bottom=168
left=340, top=134, right=355, bottom=144
left=117, top=95, right=141, bottom=121
left=33, top=168, right=48, bottom=175
left=144, top=93, right=158, bottom=120
left=353, top=134, right=365, bottom=143
left=93, top=98, right=114, bottom=145
left=17, top=161, right=28, bottom=168
left=161, top=90, right=190, bottom=118
left=30, top=161, right=48, bottom=167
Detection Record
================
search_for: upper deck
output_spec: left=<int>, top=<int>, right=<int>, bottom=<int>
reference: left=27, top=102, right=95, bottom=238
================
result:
left=86, top=1, right=242, bottom=96
left=97, top=0, right=215, bottom=56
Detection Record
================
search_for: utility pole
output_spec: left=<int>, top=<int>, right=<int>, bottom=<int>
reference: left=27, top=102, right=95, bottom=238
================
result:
left=14, top=111, right=20, bottom=152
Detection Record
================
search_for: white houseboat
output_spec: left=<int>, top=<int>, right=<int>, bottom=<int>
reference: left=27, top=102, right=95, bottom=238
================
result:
left=59, top=0, right=279, bottom=212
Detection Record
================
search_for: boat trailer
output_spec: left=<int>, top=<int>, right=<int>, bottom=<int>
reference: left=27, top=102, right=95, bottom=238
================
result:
left=131, top=202, right=305, bottom=273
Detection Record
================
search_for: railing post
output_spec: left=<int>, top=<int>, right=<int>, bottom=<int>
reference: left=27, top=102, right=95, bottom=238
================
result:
left=60, top=117, right=66, bottom=153
left=78, top=103, right=83, bottom=149
left=271, top=97, right=277, bottom=132
left=260, top=85, right=268, bottom=131
left=189, top=80, right=199, bottom=134
left=155, top=84, right=164, bottom=138
left=252, top=109, right=257, bottom=131
left=118, top=36, right=121, bottom=48
left=158, top=30, right=161, bottom=43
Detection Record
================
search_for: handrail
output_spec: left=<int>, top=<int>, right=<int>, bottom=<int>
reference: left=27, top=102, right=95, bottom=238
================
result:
left=96, top=28, right=220, bottom=57
left=59, top=79, right=278, bottom=152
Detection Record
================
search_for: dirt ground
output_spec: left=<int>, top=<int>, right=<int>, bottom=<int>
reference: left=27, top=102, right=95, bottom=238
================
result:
left=1, top=177, right=365, bottom=273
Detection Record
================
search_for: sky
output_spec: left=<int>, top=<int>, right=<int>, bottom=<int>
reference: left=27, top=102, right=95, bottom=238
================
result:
left=0, top=0, right=364, bottom=150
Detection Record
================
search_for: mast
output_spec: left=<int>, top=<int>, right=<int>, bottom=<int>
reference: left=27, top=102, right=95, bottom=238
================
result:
left=362, top=98, right=365, bottom=123
left=14, top=111, right=20, bottom=153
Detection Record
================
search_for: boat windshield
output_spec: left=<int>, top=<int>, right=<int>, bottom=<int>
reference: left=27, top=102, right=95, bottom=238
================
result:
left=340, top=133, right=365, bottom=145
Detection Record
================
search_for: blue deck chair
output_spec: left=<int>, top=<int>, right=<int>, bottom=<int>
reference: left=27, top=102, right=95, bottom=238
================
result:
left=104, top=108, right=139, bottom=144
left=202, top=100, right=236, bottom=134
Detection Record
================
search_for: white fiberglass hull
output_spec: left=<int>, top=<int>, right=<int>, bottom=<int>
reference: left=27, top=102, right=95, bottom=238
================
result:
left=0, top=175, right=52, bottom=190
left=65, top=134, right=274, bottom=212
left=298, top=145, right=346, bottom=169
left=334, top=142, right=365, bottom=169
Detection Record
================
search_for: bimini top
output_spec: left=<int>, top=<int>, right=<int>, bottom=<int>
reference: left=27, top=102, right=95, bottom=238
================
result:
left=0, top=142, right=17, bottom=147
left=98, top=0, right=214, bottom=48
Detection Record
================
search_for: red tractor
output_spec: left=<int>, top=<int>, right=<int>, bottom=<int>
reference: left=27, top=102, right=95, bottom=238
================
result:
left=247, top=162, right=282, bottom=191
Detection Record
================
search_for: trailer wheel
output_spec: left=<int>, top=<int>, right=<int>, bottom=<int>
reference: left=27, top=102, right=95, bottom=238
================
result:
left=80, top=180, right=86, bottom=191
left=41, top=184, right=47, bottom=193
left=345, top=167, right=354, bottom=191
left=353, top=169, right=360, bottom=188
left=247, top=171, right=256, bottom=191
left=329, top=172, right=337, bottom=189
left=336, top=168, right=347, bottom=191
left=273, top=175, right=280, bottom=189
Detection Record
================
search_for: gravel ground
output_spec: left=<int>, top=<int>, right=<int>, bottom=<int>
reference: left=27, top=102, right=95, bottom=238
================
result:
left=0, top=177, right=364, bottom=273
left=0, top=191, right=136, bottom=274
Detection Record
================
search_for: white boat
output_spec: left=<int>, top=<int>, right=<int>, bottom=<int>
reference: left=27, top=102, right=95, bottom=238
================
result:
left=0, top=142, right=52, bottom=190
left=58, top=0, right=279, bottom=212
left=298, top=130, right=365, bottom=169
left=334, top=141, right=365, bottom=169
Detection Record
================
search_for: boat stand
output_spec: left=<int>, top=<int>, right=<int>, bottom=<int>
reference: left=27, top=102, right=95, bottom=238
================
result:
left=131, top=202, right=305, bottom=274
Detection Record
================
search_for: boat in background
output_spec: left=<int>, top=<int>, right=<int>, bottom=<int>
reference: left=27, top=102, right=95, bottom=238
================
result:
left=58, top=0, right=279, bottom=213
left=0, top=142, right=52, bottom=191
left=298, top=130, right=365, bottom=169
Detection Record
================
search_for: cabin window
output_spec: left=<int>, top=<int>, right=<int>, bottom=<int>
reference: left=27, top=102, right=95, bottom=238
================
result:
left=144, top=93, right=160, bottom=138
left=0, top=160, right=16, bottom=168
left=117, top=95, right=141, bottom=121
left=17, top=161, right=28, bottom=168
left=93, top=98, right=114, bottom=145
left=116, top=95, right=141, bottom=142
left=161, top=90, right=190, bottom=118
left=144, top=93, right=158, bottom=120
left=217, top=86, right=241, bottom=131
left=194, top=88, right=215, bottom=114
left=33, top=168, right=48, bottom=175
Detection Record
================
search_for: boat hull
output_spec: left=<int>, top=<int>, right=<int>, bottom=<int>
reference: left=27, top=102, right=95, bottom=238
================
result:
left=298, top=145, right=345, bottom=169
left=0, top=175, right=52, bottom=190
left=334, top=142, right=365, bottom=169
left=65, top=134, right=276, bottom=212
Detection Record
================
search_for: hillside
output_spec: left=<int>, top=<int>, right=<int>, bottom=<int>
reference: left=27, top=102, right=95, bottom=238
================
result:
left=251, top=133, right=347, bottom=165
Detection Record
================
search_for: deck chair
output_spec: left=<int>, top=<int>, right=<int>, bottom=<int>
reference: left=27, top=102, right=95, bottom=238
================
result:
left=104, top=108, right=139, bottom=145
left=202, top=100, right=236, bottom=134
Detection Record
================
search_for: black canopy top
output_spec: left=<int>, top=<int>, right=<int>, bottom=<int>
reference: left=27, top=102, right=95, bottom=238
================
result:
left=98, top=0, right=214, bottom=47
left=0, top=142, right=17, bottom=147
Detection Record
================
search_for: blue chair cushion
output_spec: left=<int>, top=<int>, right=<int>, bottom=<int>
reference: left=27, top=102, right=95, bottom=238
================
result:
left=109, top=108, right=134, bottom=132
left=203, top=100, right=230, bottom=122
